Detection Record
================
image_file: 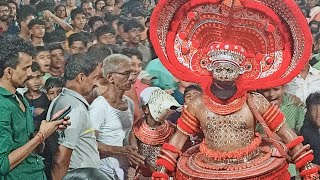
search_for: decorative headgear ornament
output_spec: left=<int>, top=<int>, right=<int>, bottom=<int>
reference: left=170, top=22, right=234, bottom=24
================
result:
left=150, top=0, right=312, bottom=100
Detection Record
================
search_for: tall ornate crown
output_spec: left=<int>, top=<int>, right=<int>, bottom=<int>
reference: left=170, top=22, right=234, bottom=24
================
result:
left=150, top=0, right=312, bottom=100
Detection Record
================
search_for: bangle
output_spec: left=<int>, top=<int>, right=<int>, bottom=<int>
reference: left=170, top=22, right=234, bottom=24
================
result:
left=296, top=155, right=314, bottom=169
left=286, top=136, right=304, bottom=150
left=300, top=167, right=319, bottom=177
left=36, top=132, right=45, bottom=143
left=292, top=144, right=310, bottom=161
left=152, top=172, right=169, bottom=179
left=163, top=143, right=182, bottom=156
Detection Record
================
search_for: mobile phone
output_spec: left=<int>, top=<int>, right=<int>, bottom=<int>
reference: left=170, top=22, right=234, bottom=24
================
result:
left=50, top=106, right=71, bottom=121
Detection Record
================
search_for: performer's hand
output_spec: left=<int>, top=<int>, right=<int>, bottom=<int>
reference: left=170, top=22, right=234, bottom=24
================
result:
left=122, top=145, right=145, bottom=167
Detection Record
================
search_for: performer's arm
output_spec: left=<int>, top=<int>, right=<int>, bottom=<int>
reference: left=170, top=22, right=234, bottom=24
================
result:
left=252, top=93, right=319, bottom=179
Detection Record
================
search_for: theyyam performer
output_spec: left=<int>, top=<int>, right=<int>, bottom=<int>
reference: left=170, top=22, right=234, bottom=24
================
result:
left=149, top=0, right=320, bottom=179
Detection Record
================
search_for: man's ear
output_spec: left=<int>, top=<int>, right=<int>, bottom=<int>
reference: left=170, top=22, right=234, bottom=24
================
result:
left=3, top=67, right=12, bottom=79
left=106, top=73, right=114, bottom=84
left=76, top=73, right=85, bottom=83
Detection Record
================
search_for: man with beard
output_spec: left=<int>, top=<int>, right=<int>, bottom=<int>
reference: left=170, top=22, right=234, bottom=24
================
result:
left=81, top=0, right=95, bottom=21
left=0, top=35, right=70, bottom=180
left=89, top=54, right=145, bottom=180
left=0, top=2, right=9, bottom=35
left=48, top=54, right=100, bottom=180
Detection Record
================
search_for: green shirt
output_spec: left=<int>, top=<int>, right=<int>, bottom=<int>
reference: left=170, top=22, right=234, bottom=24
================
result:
left=0, top=87, right=46, bottom=180
left=280, top=93, right=305, bottom=133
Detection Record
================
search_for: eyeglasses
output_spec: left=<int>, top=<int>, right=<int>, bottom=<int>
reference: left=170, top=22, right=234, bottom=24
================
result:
left=111, top=71, right=136, bottom=79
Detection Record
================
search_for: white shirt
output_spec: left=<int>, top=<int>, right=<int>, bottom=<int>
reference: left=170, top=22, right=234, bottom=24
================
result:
left=89, top=96, right=134, bottom=180
left=285, top=66, right=320, bottom=103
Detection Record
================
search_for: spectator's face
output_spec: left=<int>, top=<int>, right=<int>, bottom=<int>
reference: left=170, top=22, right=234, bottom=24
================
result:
left=30, top=24, right=45, bottom=38
left=310, top=23, right=319, bottom=34
left=184, top=90, right=202, bottom=105
left=56, top=6, right=67, bottom=19
left=73, top=14, right=86, bottom=30
left=0, top=5, right=9, bottom=21
left=128, top=28, right=142, bottom=44
left=26, top=71, right=42, bottom=91
left=105, top=0, right=115, bottom=6
left=70, top=41, right=86, bottom=54
left=47, top=87, right=62, bottom=100
left=259, top=86, right=285, bottom=106
left=92, top=20, right=104, bottom=32
left=35, top=51, right=51, bottom=73
left=118, top=24, right=129, bottom=42
left=103, top=5, right=114, bottom=14
left=82, top=2, right=94, bottom=18
left=130, top=55, right=142, bottom=79
left=98, top=33, right=116, bottom=45
left=51, top=49, right=65, bottom=69
left=142, top=0, right=150, bottom=9
left=309, top=104, right=320, bottom=128
left=8, top=3, right=16, bottom=18
left=306, top=0, right=319, bottom=8
left=112, top=62, right=135, bottom=91
left=11, top=53, right=33, bottom=88
left=66, top=0, right=75, bottom=7
left=96, top=0, right=105, bottom=11
left=21, top=15, right=35, bottom=30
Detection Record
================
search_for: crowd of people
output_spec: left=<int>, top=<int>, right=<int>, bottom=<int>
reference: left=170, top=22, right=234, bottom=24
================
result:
left=0, top=0, right=319, bottom=179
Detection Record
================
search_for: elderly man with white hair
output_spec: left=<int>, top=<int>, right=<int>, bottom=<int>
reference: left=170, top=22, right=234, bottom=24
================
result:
left=89, top=54, right=145, bottom=180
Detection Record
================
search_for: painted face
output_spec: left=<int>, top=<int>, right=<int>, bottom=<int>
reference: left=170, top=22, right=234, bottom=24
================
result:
left=10, top=53, right=33, bottom=88
left=69, top=41, right=86, bottom=54
left=26, top=70, right=42, bottom=91
left=35, top=51, right=51, bottom=73
left=212, top=62, right=240, bottom=81
left=259, top=86, right=285, bottom=107
left=47, top=86, right=62, bottom=100
left=50, top=49, right=64, bottom=69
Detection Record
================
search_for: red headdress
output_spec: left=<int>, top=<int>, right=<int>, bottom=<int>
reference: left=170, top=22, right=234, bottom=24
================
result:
left=150, top=0, right=312, bottom=101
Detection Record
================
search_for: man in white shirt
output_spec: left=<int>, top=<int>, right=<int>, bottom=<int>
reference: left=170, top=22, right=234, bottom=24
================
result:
left=90, top=54, right=145, bottom=180
left=285, top=63, right=320, bottom=103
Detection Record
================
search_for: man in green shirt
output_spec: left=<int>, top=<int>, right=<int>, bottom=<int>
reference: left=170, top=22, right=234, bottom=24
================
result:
left=0, top=36, right=69, bottom=180
left=258, top=85, right=305, bottom=179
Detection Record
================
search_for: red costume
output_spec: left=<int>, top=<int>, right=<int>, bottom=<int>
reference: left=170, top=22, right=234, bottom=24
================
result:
left=149, top=0, right=319, bottom=179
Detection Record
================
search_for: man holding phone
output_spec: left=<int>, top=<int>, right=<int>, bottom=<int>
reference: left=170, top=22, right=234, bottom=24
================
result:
left=0, top=36, right=69, bottom=180
left=47, top=54, right=100, bottom=180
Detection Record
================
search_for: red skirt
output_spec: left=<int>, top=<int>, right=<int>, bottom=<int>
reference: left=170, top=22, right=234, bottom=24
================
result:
left=176, top=143, right=291, bottom=180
